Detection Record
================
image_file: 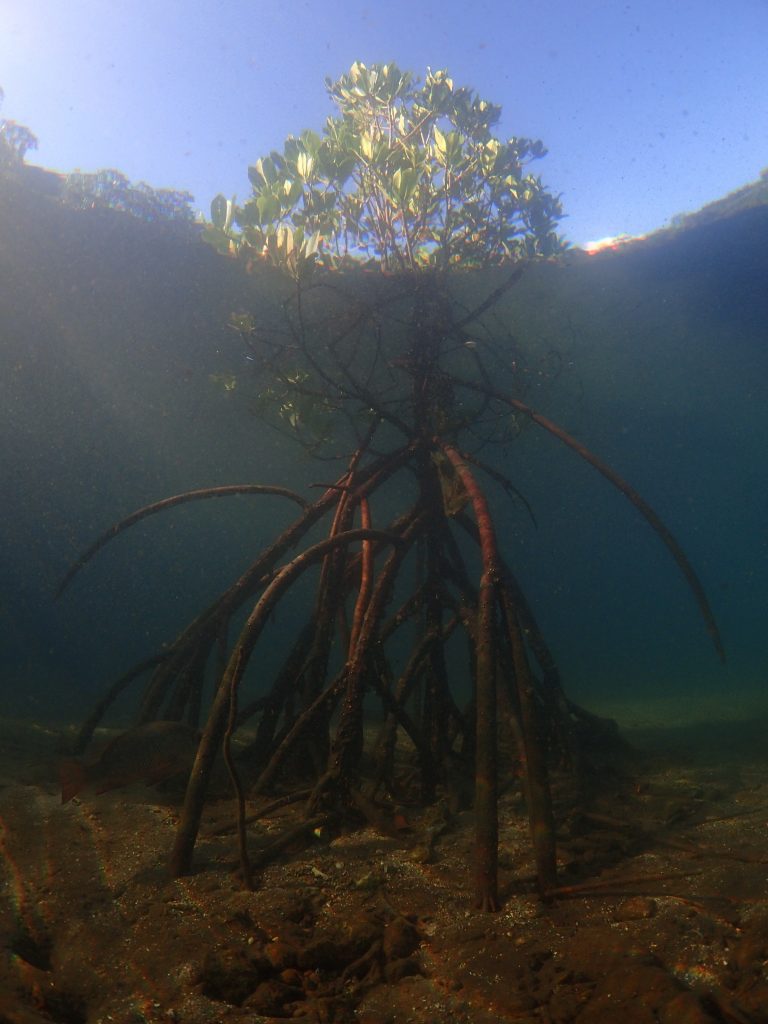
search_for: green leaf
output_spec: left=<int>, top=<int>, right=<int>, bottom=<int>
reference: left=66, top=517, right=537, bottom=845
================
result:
left=302, top=232, right=321, bottom=257
left=210, top=194, right=232, bottom=231
left=300, top=128, right=322, bottom=155
left=275, top=225, right=294, bottom=256
left=391, top=167, right=419, bottom=205
left=256, top=192, right=282, bottom=223
left=210, top=195, right=226, bottom=229
left=253, top=156, right=278, bottom=186
left=296, top=152, right=314, bottom=180
left=201, top=224, right=235, bottom=256
left=283, top=178, right=303, bottom=205
left=432, top=125, right=447, bottom=159
left=360, top=134, right=374, bottom=162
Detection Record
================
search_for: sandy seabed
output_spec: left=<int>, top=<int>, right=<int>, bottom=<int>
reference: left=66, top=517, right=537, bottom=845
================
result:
left=1, top=702, right=768, bottom=1024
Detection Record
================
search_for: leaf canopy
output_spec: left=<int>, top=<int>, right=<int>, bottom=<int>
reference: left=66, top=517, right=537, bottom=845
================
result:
left=208, top=62, right=566, bottom=275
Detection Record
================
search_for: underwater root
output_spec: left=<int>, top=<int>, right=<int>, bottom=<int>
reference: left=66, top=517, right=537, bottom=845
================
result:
left=58, top=276, right=726, bottom=911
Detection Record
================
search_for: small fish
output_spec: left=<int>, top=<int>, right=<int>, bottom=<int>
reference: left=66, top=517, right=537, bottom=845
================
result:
left=60, top=720, right=199, bottom=803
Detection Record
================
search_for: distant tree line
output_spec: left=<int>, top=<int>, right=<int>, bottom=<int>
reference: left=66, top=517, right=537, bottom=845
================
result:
left=60, top=168, right=195, bottom=225
left=0, top=86, right=39, bottom=168
left=0, top=86, right=195, bottom=225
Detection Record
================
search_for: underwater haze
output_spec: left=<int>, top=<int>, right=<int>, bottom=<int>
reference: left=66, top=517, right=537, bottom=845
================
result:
left=1, top=4, right=767, bottom=736
left=0, top=166, right=766, bottom=725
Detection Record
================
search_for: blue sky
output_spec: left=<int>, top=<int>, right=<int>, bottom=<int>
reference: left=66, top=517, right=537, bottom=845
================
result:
left=1, top=0, right=766, bottom=245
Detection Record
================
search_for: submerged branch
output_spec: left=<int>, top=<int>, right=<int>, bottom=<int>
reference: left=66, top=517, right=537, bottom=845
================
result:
left=455, top=265, right=527, bottom=329
left=439, top=442, right=500, bottom=911
left=170, top=527, right=404, bottom=878
left=56, top=484, right=309, bottom=597
left=454, top=381, right=726, bottom=663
